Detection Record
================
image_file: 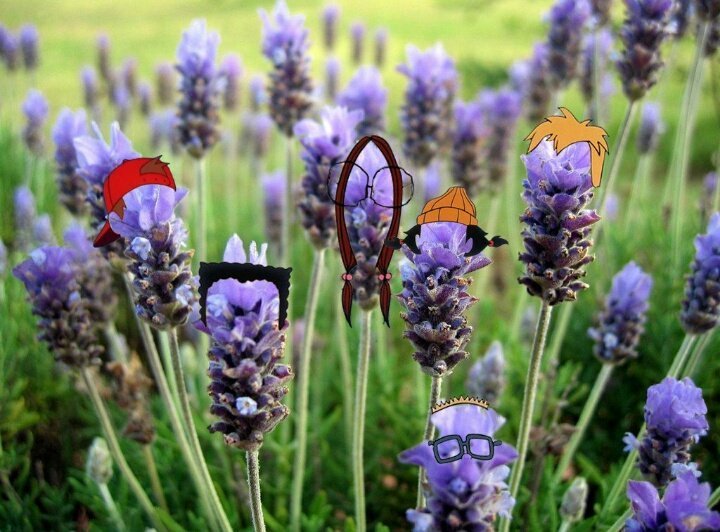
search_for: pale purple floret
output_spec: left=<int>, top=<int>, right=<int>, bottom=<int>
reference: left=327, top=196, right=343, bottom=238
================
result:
left=53, top=108, right=89, bottom=215
left=22, top=89, right=49, bottom=155
left=14, top=186, right=37, bottom=252
left=337, top=65, right=388, bottom=136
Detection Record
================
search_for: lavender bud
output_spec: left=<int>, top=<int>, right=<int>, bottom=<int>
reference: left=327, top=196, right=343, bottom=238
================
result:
left=560, top=477, right=588, bottom=523
left=122, top=57, right=138, bottom=96
left=374, top=27, right=388, bottom=68
left=479, top=87, right=523, bottom=187
left=155, top=61, right=176, bottom=106
left=149, top=110, right=181, bottom=155
left=322, top=4, right=340, bottom=51
left=53, top=108, right=89, bottom=216
left=14, top=186, right=36, bottom=252
left=337, top=65, right=388, bottom=136
left=325, top=56, right=340, bottom=101
left=19, top=24, right=39, bottom=71
left=546, top=0, right=592, bottom=89
left=22, top=89, right=49, bottom=155
left=137, top=81, right=152, bottom=116
left=680, top=212, right=720, bottom=333
left=250, top=113, right=273, bottom=160
left=219, top=53, right=243, bottom=112
left=33, top=215, right=55, bottom=246
left=424, top=162, right=441, bottom=203
left=701, top=172, right=718, bottom=218
left=111, top=78, right=131, bottom=130
left=96, top=34, right=112, bottom=83
left=81, top=66, right=100, bottom=112
left=350, top=21, right=365, bottom=64
left=580, top=28, right=614, bottom=109
left=636, top=101, right=665, bottom=154
left=262, top=171, right=284, bottom=245
left=260, top=0, right=314, bottom=137
left=249, top=74, right=267, bottom=112
left=588, top=261, right=653, bottom=364
left=524, top=42, right=553, bottom=123
left=1, top=30, right=20, bottom=71
left=466, top=341, right=506, bottom=404
left=451, top=98, right=488, bottom=196
left=519, top=141, right=601, bottom=304
left=86, top=437, right=113, bottom=485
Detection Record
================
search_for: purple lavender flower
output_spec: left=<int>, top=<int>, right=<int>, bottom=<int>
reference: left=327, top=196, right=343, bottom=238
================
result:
left=250, top=113, right=273, bottom=161
left=122, top=57, right=138, bottom=96
left=616, top=0, right=675, bottom=101
left=322, top=4, right=340, bottom=51
left=176, top=19, right=221, bottom=159
left=624, top=377, right=708, bottom=487
left=249, top=74, right=267, bottom=112
left=588, top=262, right=653, bottom=364
left=219, top=53, right=243, bottom=112
left=580, top=28, right=614, bottom=115
left=1, top=29, right=20, bottom=71
left=0, top=24, right=10, bottom=67
left=680, top=213, right=720, bottom=334
left=112, top=79, right=132, bottom=130
left=508, top=58, right=531, bottom=95
left=19, top=24, right=39, bottom=71
left=259, top=0, right=314, bottom=137
left=424, top=162, right=441, bottom=204
left=14, top=186, right=36, bottom=252
left=97, top=34, right=112, bottom=84
left=197, top=235, right=293, bottom=451
left=695, top=0, right=720, bottom=20
left=518, top=140, right=601, bottom=304
left=350, top=21, right=365, bottom=65
left=398, top=222, right=491, bottom=376
left=670, top=0, right=693, bottom=39
left=33, top=215, right=55, bottom=246
left=591, top=0, right=613, bottom=25
left=451, top=98, right=488, bottom=197
left=109, top=181, right=195, bottom=329
left=479, top=87, right=523, bottom=187
left=262, top=171, right=284, bottom=245
left=466, top=341, right=507, bottom=405
left=626, top=471, right=720, bottom=531
left=81, top=66, right=100, bottom=113
left=13, top=246, right=103, bottom=367
left=337, top=65, right=388, bottom=136
left=374, top=28, right=388, bottom=68
left=294, top=106, right=363, bottom=250
left=155, top=61, right=176, bottom=106
left=637, top=101, right=665, bottom=154
left=0, top=239, right=7, bottom=277
left=399, top=404, right=518, bottom=528
left=523, top=42, right=553, bottom=123
left=325, top=56, right=341, bottom=101
left=701, top=173, right=718, bottom=219
left=546, top=0, right=592, bottom=89
left=149, top=109, right=181, bottom=155
left=137, top=81, right=152, bottom=116
left=398, top=43, right=458, bottom=168
left=22, top=89, right=49, bottom=155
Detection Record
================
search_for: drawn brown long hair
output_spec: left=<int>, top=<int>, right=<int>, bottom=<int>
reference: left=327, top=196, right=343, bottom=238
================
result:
left=334, top=135, right=405, bottom=327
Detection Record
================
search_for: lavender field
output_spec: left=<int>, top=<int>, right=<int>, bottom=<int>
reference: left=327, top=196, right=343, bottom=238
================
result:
left=1, top=0, right=720, bottom=530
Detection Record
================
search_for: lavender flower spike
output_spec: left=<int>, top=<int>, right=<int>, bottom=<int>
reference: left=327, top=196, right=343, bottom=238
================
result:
left=451, top=98, right=488, bottom=196
left=176, top=19, right=221, bottom=159
left=466, top=340, right=507, bottom=405
left=350, top=21, right=365, bottom=64
left=294, top=105, right=363, bottom=250
left=22, top=89, right=49, bottom=155
left=588, top=262, right=653, bottom=364
left=523, top=42, right=553, bottom=123
left=624, top=377, right=708, bottom=487
left=14, top=186, right=37, bottom=252
left=19, top=24, right=39, bottom=71
left=53, top=108, right=89, bottom=216
left=1, top=30, right=20, bottom=71
left=219, top=53, right=243, bottom=112
left=398, top=43, right=458, bottom=168
left=580, top=28, right=614, bottom=110
left=260, top=0, right=314, bottom=137
left=519, top=140, right=601, bottom=304
left=479, top=87, right=523, bottom=187
left=546, top=0, right=592, bottom=89
left=399, top=404, right=518, bottom=529
left=374, top=28, right=388, bottom=68
left=325, top=56, right=340, bottom=101
left=155, top=61, right=176, bottom=106
left=337, top=65, right=388, bottom=136
left=262, top=171, right=285, bottom=245
left=636, top=101, right=665, bottom=154
left=109, top=180, right=195, bottom=329
left=81, top=66, right=100, bottom=112
left=322, top=4, right=340, bottom=51
left=627, top=471, right=720, bottom=531
left=680, top=212, right=720, bottom=334
left=616, top=0, right=675, bottom=101
left=398, top=222, right=491, bottom=376
left=197, top=235, right=293, bottom=451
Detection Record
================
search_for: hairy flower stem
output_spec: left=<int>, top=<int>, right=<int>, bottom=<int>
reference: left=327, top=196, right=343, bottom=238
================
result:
left=196, top=158, right=208, bottom=264
left=156, top=331, right=181, bottom=413
left=143, top=444, right=168, bottom=512
left=416, top=375, right=442, bottom=508
left=336, top=293, right=354, bottom=450
left=554, top=363, right=614, bottom=483
left=98, top=482, right=126, bottom=531
left=290, top=248, right=326, bottom=531
left=281, top=136, right=293, bottom=267
left=501, top=301, right=553, bottom=532
left=600, top=334, right=698, bottom=518
left=670, top=22, right=710, bottom=271
left=247, top=450, right=267, bottom=532
left=80, top=367, right=163, bottom=531
left=352, top=310, right=373, bottom=532
left=167, top=329, right=233, bottom=532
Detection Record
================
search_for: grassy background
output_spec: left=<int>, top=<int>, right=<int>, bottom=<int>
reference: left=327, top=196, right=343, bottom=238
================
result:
left=1, top=0, right=720, bottom=530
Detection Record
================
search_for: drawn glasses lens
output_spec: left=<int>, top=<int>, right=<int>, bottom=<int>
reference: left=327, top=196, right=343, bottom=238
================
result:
left=326, top=160, right=370, bottom=207
left=370, top=166, right=414, bottom=208
left=468, top=434, right=495, bottom=460
left=432, top=435, right=463, bottom=463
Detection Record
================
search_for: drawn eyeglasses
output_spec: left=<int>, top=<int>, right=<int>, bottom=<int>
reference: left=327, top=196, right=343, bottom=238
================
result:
left=427, top=434, right=502, bottom=464
left=326, top=160, right=414, bottom=208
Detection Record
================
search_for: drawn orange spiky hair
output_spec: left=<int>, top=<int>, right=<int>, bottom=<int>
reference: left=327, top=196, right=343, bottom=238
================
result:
left=525, top=107, right=609, bottom=187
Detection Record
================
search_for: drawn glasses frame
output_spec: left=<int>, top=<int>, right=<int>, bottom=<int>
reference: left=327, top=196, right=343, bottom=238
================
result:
left=326, top=160, right=414, bottom=208
left=427, top=434, right=503, bottom=464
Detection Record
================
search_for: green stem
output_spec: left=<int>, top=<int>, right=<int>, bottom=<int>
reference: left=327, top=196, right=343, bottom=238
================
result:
left=336, top=292, right=354, bottom=452
left=626, top=154, right=653, bottom=229
left=167, top=329, right=232, bottom=532
left=682, top=331, right=712, bottom=378
left=709, top=486, right=720, bottom=508
left=671, top=21, right=710, bottom=271
left=156, top=329, right=181, bottom=413
left=290, top=248, right=326, bottom=531
left=195, top=157, right=207, bottom=265
left=554, top=363, right=614, bottom=484
left=142, top=444, right=168, bottom=512
left=281, top=135, right=293, bottom=267
left=247, top=450, right=267, bottom=532
left=80, top=368, right=163, bottom=531
left=558, top=519, right=571, bottom=532
left=104, top=322, right=127, bottom=364
left=99, top=482, right=127, bottom=532
left=606, top=508, right=632, bottom=532
left=712, top=143, right=720, bottom=214
left=416, top=375, right=443, bottom=508
left=352, top=310, right=373, bottom=532
left=500, top=300, right=553, bottom=532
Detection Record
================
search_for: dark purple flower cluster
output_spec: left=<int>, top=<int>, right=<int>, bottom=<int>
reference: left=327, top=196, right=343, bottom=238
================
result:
left=588, top=261, right=653, bottom=364
left=695, top=0, right=720, bottom=20
left=590, top=0, right=613, bottom=25
left=624, top=377, right=709, bottom=487
left=175, top=19, right=222, bottom=159
left=260, top=0, right=314, bottom=137
left=398, top=43, right=458, bottom=168
left=374, top=28, right=388, bottom=68
left=196, top=236, right=293, bottom=451
left=137, top=81, right=152, bottom=117
left=0, top=25, right=20, bottom=71
left=398, top=222, right=491, bottom=376
left=219, top=53, right=243, bottom=112
left=580, top=28, right=614, bottom=114
left=322, top=4, right=340, bottom=51
left=451, top=98, right=488, bottom=197
left=294, top=106, right=363, bottom=250
left=22, top=89, right=49, bottom=155
left=478, top=88, right=523, bottom=187
left=670, top=0, right=693, bottom=39
left=53, top=108, right=89, bottom=216
left=680, top=213, right=720, bottom=334
left=399, top=404, right=518, bottom=529
left=627, top=471, right=720, bottom=531
left=336, top=65, right=388, bottom=136
left=155, top=61, right=176, bottom=106
left=518, top=141, right=601, bottom=305
left=351, top=21, right=365, bottom=65
left=262, top=171, right=284, bottom=246
left=616, top=0, right=675, bottom=101
left=523, top=43, right=553, bottom=123
left=19, top=24, right=39, bottom=70
left=546, top=0, right=592, bottom=89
